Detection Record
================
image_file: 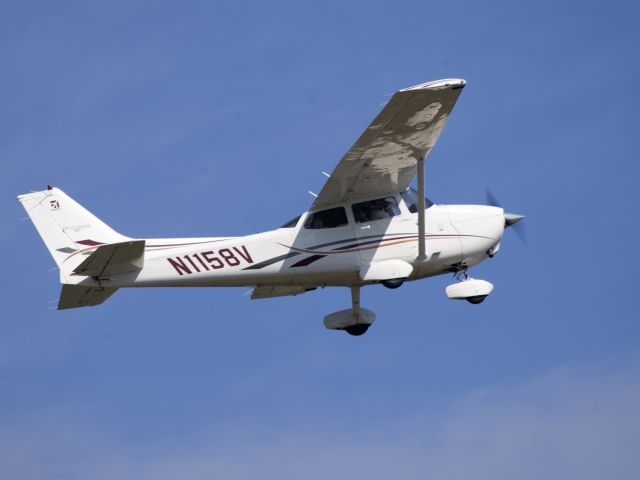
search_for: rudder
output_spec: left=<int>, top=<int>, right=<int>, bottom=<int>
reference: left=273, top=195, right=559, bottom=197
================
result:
left=17, top=187, right=130, bottom=280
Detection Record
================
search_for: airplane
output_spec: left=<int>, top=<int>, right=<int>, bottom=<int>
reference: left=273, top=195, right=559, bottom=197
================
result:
left=18, top=78, right=524, bottom=336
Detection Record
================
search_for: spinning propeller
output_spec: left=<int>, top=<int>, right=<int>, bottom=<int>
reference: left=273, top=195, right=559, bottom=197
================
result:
left=486, top=189, right=527, bottom=245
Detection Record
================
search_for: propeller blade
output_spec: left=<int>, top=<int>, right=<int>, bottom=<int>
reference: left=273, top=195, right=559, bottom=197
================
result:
left=486, top=188, right=501, bottom=208
left=505, top=212, right=527, bottom=245
left=487, top=189, right=527, bottom=245
left=511, top=220, right=527, bottom=245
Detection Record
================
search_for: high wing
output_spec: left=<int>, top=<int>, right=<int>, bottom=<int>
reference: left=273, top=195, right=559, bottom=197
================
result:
left=312, top=78, right=465, bottom=210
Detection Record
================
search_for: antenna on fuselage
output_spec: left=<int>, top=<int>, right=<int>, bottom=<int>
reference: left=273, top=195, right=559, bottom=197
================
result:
left=308, top=191, right=318, bottom=198
left=244, top=217, right=260, bottom=234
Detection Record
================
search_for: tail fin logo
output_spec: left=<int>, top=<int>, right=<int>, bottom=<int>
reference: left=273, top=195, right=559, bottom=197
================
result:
left=49, top=200, right=60, bottom=210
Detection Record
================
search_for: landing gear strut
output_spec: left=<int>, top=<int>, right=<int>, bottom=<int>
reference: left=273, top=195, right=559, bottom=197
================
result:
left=344, top=286, right=371, bottom=336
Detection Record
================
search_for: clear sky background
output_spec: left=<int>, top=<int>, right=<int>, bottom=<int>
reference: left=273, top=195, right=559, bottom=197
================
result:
left=2, top=1, right=639, bottom=478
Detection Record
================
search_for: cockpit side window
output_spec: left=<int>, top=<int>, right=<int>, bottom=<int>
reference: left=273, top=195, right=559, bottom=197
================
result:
left=304, top=207, right=349, bottom=229
left=280, top=215, right=301, bottom=228
left=351, top=196, right=401, bottom=223
left=401, top=188, right=433, bottom=213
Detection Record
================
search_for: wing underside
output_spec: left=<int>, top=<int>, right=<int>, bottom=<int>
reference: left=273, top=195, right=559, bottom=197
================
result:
left=251, top=285, right=314, bottom=299
left=312, top=79, right=465, bottom=209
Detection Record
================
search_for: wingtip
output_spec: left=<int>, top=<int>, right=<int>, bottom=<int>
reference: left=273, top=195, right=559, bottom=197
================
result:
left=400, top=78, right=466, bottom=92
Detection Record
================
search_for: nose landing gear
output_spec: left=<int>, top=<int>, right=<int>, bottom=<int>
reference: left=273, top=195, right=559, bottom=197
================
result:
left=445, top=271, right=494, bottom=304
left=465, top=295, right=487, bottom=304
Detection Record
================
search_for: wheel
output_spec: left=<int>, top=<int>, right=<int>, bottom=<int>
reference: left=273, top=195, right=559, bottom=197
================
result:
left=466, top=295, right=487, bottom=304
left=382, top=278, right=405, bottom=289
left=344, top=324, right=370, bottom=336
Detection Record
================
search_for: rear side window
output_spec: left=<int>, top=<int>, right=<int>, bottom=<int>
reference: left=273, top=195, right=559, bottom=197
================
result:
left=304, top=207, right=349, bottom=229
left=352, top=197, right=401, bottom=223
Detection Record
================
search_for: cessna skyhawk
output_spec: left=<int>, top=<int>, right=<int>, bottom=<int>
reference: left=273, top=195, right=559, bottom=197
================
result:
left=18, top=78, right=524, bottom=336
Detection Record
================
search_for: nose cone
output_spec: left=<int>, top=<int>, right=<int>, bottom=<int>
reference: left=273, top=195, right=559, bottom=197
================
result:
left=504, top=212, right=527, bottom=245
left=504, top=212, right=525, bottom=227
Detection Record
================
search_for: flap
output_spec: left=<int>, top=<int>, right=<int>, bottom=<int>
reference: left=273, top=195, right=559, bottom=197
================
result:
left=72, top=240, right=145, bottom=277
left=251, top=285, right=314, bottom=300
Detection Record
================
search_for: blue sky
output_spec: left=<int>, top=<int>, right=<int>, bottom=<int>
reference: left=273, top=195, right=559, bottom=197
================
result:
left=2, top=1, right=639, bottom=478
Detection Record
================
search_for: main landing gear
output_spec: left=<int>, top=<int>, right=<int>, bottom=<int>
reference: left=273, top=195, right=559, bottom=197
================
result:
left=381, top=278, right=405, bottom=289
left=344, top=323, right=370, bottom=336
left=323, top=286, right=376, bottom=336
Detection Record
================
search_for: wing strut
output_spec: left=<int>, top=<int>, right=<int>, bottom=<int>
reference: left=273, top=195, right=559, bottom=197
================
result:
left=417, top=157, right=427, bottom=261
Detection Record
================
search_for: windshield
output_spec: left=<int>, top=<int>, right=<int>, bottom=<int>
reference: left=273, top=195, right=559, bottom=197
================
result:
left=400, top=187, right=433, bottom=213
left=280, top=215, right=301, bottom=228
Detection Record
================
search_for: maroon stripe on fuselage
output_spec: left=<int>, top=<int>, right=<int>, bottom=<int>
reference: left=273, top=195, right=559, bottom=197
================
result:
left=290, top=254, right=327, bottom=268
left=333, top=235, right=417, bottom=251
left=146, top=239, right=229, bottom=248
left=76, top=239, right=104, bottom=246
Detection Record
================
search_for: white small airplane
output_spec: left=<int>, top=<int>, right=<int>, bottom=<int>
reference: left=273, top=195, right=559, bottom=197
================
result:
left=18, top=78, right=524, bottom=336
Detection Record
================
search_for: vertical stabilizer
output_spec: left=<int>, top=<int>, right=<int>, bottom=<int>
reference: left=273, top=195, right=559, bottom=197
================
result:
left=17, top=187, right=130, bottom=280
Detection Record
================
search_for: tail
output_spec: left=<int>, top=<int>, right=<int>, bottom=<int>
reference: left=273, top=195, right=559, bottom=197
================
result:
left=17, top=186, right=130, bottom=286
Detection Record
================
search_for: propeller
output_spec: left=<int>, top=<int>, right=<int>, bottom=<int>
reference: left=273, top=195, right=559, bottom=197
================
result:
left=486, top=188, right=527, bottom=245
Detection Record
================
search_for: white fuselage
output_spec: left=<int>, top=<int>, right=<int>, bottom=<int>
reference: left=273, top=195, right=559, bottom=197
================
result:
left=87, top=195, right=505, bottom=291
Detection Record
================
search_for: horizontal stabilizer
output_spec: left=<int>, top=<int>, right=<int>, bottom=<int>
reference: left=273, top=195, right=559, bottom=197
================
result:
left=58, top=284, right=119, bottom=310
left=251, top=285, right=315, bottom=300
left=73, top=240, right=145, bottom=277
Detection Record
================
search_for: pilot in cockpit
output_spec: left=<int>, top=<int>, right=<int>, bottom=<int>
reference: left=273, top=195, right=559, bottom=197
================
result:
left=353, top=199, right=391, bottom=222
left=368, top=200, right=389, bottom=220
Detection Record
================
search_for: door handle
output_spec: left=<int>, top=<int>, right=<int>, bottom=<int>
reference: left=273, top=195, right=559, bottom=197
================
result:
left=360, top=225, right=371, bottom=230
